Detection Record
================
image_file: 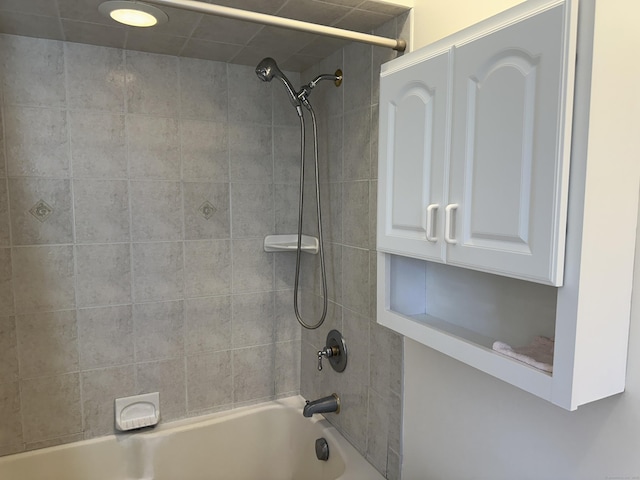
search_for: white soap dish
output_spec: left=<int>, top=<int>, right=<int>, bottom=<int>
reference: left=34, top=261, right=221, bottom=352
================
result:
left=115, top=392, right=160, bottom=431
left=263, top=234, right=319, bottom=254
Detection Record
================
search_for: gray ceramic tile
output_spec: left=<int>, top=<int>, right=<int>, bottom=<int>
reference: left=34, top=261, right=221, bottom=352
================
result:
left=77, top=305, right=134, bottom=370
left=232, top=344, right=275, bottom=403
left=318, top=114, right=343, bottom=184
left=246, top=26, right=316, bottom=60
left=369, top=249, right=378, bottom=322
left=181, top=119, right=229, bottom=182
left=191, top=14, right=261, bottom=46
left=275, top=340, right=300, bottom=395
left=183, top=182, right=230, bottom=240
left=0, top=11, right=63, bottom=41
left=130, top=181, right=183, bottom=241
left=232, top=291, right=274, bottom=348
left=300, top=296, right=342, bottom=350
left=136, top=358, right=186, bottom=421
left=274, top=184, right=298, bottom=234
left=0, top=111, right=5, bottom=178
left=366, top=389, right=389, bottom=474
left=179, top=58, right=228, bottom=121
left=372, top=19, right=398, bottom=105
left=133, top=300, right=184, bottom=362
left=342, top=245, right=369, bottom=316
left=73, top=179, right=130, bottom=244
left=0, top=0, right=59, bottom=16
left=317, top=50, right=344, bottom=118
left=81, top=365, right=135, bottom=438
left=281, top=0, right=351, bottom=23
left=179, top=38, right=243, bottom=64
left=61, top=19, right=126, bottom=49
left=231, top=238, right=273, bottom=294
left=69, top=112, right=127, bottom=178
left=335, top=8, right=393, bottom=35
left=388, top=391, right=402, bottom=453
left=369, top=179, right=377, bottom=249
left=57, top=0, right=118, bottom=26
left=20, top=373, right=82, bottom=444
left=342, top=42, right=373, bottom=112
left=75, top=244, right=131, bottom=307
left=322, top=182, right=343, bottom=244
left=127, top=115, right=180, bottom=180
left=8, top=177, right=73, bottom=246
left=343, top=180, right=370, bottom=249
left=274, top=290, right=300, bottom=342
left=274, top=251, right=296, bottom=291
left=184, top=295, right=231, bottom=355
left=4, top=106, right=69, bottom=177
left=0, top=35, right=65, bottom=107
left=16, top=310, right=78, bottom=378
left=25, top=433, right=83, bottom=451
left=227, top=63, right=272, bottom=125
left=132, top=242, right=183, bottom=303
left=342, top=308, right=370, bottom=381
left=334, top=381, right=367, bottom=452
left=126, top=50, right=178, bottom=116
left=12, top=245, right=75, bottom=314
left=343, top=107, right=371, bottom=181
left=370, top=105, right=379, bottom=179
left=0, top=182, right=9, bottom=246
left=228, top=123, right=273, bottom=183
left=0, top=248, right=13, bottom=316
left=387, top=448, right=401, bottom=480
left=0, top=382, right=22, bottom=447
left=65, top=42, right=125, bottom=112
left=186, top=351, right=232, bottom=412
left=0, top=316, right=17, bottom=382
left=273, top=126, right=300, bottom=184
left=231, top=183, right=273, bottom=238
left=184, top=240, right=231, bottom=297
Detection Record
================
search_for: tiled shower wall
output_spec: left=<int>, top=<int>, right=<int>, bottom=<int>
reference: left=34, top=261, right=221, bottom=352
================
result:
left=0, top=33, right=303, bottom=454
left=0, top=12, right=409, bottom=479
left=298, top=14, right=409, bottom=480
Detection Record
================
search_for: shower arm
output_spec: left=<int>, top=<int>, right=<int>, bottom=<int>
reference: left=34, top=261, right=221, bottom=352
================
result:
left=142, top=0, right=407, bottom=52
left=297, top=70, right=343, bottom=110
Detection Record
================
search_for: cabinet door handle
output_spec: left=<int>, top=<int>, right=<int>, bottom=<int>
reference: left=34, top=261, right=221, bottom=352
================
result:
left=426, top=204, right=439, bottom=242
left=444, top=204, right=458, bottom=244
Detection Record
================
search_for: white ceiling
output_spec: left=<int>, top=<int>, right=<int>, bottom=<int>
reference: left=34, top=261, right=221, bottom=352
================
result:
left=0, top=0, right=410, bottom=71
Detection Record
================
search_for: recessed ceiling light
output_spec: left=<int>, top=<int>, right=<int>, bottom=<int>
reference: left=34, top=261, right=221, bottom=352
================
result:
left=98, top=1, right=168, bottom=27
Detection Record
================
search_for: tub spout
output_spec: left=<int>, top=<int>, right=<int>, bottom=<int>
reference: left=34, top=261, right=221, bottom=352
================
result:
left=303, top=393, right=340, bottom=417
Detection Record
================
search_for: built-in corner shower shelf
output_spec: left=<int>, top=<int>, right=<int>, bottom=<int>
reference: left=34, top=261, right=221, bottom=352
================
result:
left=263, top=234, right=319, bottom=254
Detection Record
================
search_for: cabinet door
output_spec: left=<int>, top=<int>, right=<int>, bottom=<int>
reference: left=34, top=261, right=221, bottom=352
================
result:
left=377, top=51, right=450, bottom=262
left=447, top=3, right=572, bottom=285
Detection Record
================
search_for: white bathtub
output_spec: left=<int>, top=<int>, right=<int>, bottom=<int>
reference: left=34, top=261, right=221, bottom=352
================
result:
left=0, top=396, right=384, bottom=480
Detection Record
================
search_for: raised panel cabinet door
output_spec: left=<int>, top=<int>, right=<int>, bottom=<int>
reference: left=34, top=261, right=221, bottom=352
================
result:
left=447, top=2, right=573, bottom=285
left=377, top=51, right=450, bottom=262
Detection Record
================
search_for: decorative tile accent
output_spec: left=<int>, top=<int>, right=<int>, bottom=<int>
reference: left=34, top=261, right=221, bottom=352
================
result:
left=28, top=199, right=54, bottom=223
left=198, top=201, right=217, bottom=220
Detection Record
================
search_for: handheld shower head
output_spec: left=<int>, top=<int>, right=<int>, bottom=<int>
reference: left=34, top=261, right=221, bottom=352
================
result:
left=255, top=57, right=300, bottom=109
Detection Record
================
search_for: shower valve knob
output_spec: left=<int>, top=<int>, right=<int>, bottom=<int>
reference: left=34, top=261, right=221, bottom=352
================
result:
left=317, top=346, right=339, bottom=371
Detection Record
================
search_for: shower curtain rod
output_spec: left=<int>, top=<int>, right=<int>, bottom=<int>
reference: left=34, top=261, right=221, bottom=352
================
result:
left=142, top=0, right=407, bottom=51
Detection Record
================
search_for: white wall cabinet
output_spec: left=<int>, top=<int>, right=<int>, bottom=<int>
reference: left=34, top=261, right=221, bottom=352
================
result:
left=377, top=0, right=639, bottom=410
left=378, top=0, right=573, bottom=286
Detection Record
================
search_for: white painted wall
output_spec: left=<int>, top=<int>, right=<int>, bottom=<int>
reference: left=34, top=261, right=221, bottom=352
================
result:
left=402, top=1, right=640, bottom=478
left=410, top=0, right=524, bottom=49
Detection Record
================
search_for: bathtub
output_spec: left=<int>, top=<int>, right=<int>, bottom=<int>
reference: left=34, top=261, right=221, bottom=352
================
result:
left=0, top=396, right=385, bottom=480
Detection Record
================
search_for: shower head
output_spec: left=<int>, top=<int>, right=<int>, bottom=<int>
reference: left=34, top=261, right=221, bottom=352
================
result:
left=255, top=57, right=301, bottom=108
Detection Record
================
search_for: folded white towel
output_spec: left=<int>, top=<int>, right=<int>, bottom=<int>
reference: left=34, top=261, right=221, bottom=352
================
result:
left=492, top=336, right=554, bottom=373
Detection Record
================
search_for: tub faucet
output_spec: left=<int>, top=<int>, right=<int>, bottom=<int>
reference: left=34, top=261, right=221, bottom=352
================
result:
left=303, top=393, right=340, bottom=417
